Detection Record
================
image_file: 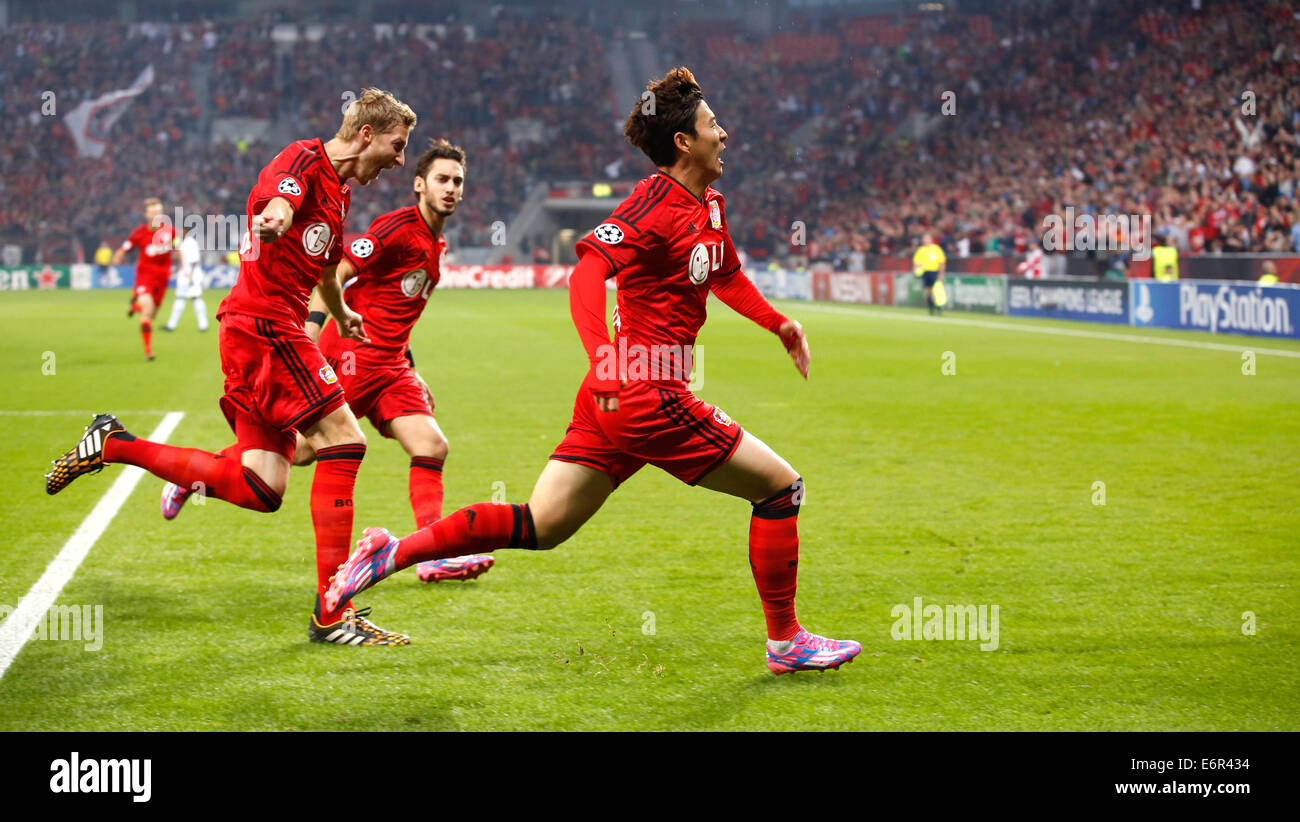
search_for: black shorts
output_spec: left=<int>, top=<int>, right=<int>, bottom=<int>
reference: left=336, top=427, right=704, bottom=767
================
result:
left=921, top=271, right=939, bottom=288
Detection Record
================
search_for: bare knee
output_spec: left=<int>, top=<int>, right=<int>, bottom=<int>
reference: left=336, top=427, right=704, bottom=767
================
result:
left=292, top=437, right=316, bottom=467
left=243, top=460, right=289, bottom=501
left=529, top=507, right=576, bottom=550
left=337, top=424, right=366, bottom=448
left=405, top=430, right=448, bottom=461
left=311, top=412, right=366, bottom=449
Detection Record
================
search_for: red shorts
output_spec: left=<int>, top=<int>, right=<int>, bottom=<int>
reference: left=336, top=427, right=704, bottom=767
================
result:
left=325, top=351, right=433, bottom=437
left=550, top=379, right=743, bottom=488
left=133, top=274, right=168, bottom=307
left=216, top=313, right=346, bottom=459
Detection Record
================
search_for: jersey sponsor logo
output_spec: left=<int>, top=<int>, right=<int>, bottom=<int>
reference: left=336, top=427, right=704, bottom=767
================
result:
left=301, top=222, right=332, bottom=257
left=713, top=407, right=732, bottom=427
left=401, top=268, right=429, bottom=298
left=278, top=176, right=303, bottom=197
left=350, top=238, right=375, bottom=258
left=689, top=243, right=712, bottom=285
left=593, top=223, right=625, bottom=244
left=319, top=364, right=338, bottom=385
left=709, top=200, right=722, bottom=229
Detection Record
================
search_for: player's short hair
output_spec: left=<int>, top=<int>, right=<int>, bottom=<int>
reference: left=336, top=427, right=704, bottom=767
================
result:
left=336, top=88, right=418, bottom=141
left=415, top=138, right=468, bottom=179
left=142, top=197, right=162, bottom=210
left=624, top=67, right=705, bottom=167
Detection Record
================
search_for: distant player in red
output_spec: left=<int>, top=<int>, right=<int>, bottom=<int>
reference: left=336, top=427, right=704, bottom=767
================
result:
left=46, top=89, right=419, bottom=646
left=326, top=68, right=862, bottom=673
left=113, top=197, right=173, bottom=360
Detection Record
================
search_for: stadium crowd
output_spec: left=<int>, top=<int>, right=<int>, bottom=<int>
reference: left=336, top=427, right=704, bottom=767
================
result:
left=670, top=0, right=1300, bottom=265
left=2, top=1, right=1298, bottom=266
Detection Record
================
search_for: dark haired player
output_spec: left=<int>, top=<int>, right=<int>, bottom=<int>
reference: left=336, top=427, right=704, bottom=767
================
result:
left=46, top=89, right=419, bottom=646
left=328, top=68, right=860, bottom=673
left=162, top=139, right=494, bottom=586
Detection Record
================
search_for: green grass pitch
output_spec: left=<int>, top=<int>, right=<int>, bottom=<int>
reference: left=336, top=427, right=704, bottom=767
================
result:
left=0, top=288, right=1297, bottom=731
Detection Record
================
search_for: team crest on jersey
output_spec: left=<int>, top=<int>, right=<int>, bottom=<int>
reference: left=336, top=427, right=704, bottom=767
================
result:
left=713, top=407, right=732, bottom=427
left=278, top=176, right=303, bottom=197
left=594, top=223, right=624, bottom=244
left=301, top=222, right=332, bottom=257
left=688, top=243, right=711, bottom=285
left=401, top=268, right=428, bottom=298
left=319, top=365, right=338, bottom=385
left=709, top=200, right=722, bottom=229
left=350, top=238, right=374, bottom=258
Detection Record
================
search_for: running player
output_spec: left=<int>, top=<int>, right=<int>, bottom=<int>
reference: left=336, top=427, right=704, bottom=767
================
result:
left=46, top=89, right=418, bottom=647
left=113, top=197, right=174, bottom=360
left=309, top=139, right=494, bottom=584
left=162, top=228, right=209, bottom=332
left=326, top=68, right=861, bottom=673
left=162, top=139, right=494, bottom=584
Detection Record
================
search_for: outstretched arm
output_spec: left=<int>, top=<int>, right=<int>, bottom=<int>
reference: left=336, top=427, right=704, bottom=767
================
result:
left=710, top=271, right=809, bottom=379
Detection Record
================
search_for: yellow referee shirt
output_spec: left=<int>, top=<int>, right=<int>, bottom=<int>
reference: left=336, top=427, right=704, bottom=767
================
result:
left=913, top=243, right=945, bottom=274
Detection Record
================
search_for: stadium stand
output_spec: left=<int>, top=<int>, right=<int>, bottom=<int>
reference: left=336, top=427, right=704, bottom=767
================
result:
left=1, top=0, right=1297, bottom=266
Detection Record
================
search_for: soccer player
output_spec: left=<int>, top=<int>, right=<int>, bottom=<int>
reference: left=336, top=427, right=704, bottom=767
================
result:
left=326, top=68, right=861, bottom=674
left=162, top=228, right=209, bottom=332
left=46, top=89, right=418, bottom=647
left=165, top=139, right=495, bottom=584
left=113, top=197, right=174, bottom=360
left=912, top=232, right=946, bottom=315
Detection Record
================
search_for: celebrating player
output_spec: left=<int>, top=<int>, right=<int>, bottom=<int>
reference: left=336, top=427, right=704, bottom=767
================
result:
left=326, top=68, right=861, bottom=674
left=46, top=89, right=418, bottom=647
left=162, top=228, right=209, bottom=332
left=163, top=139, right=495, bottom=584
left=113, top=197, right=174, bottom=360
left=308, top=139, right=494, bottom=584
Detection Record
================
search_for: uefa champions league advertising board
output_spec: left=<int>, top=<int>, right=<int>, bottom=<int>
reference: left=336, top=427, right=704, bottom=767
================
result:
left=1006, top=279, right=1129, bottom=324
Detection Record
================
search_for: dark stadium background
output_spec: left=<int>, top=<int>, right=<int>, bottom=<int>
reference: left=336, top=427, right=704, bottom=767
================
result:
left=4, top=0, right=1298, bottom=284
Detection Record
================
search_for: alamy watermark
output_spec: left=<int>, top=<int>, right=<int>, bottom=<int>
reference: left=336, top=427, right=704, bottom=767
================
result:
left=593, top=340, right=703, bottom=390
left=0, top=603, right=103, bottom=651
left=891, top=596, right=999, bottom=651
left=1042, top=206, right=1152, bottom=262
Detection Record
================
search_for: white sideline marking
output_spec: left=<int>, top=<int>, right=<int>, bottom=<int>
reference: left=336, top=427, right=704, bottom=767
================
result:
left=794, top=303, right=1300, bottom=359
left=0, top=410, right=177, bottom=417
left=0, top=411, right=185, bottom=680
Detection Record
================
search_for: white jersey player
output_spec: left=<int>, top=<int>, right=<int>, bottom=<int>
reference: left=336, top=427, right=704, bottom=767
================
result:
left=163, top=232, right=209, bottom=331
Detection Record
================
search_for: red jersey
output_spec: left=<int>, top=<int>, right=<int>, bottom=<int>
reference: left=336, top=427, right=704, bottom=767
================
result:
left=575, top=173, right=744, bottom=369
left=321, top=205, right=448, bottom=363
left=220, top=138, right=351, bottom=325
left=121, top=221, right=174, bottom=281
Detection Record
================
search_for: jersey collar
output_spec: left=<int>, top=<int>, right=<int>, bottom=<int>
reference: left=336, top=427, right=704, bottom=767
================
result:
left=317, top=138, right=344, bottom=185
left=414, top=202, right=442, bottom=242
left=657, top=171, right=706, bottom=206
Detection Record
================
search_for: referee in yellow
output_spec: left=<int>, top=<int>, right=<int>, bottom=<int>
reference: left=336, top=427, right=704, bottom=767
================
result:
left=913, top=232, right=947, bottom=315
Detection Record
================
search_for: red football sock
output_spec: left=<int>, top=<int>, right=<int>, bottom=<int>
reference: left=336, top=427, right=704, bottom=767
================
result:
left=141, top=320, right=153, bottom=357
left=408, top=456, right=445, bottom=529
left=393, top=502, right=534, bottom=570
left=103, top=434, right=280, bottom=511
left=750, top=479, right=804, bottom=642
left=311, top=444, right=366, bottom=621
